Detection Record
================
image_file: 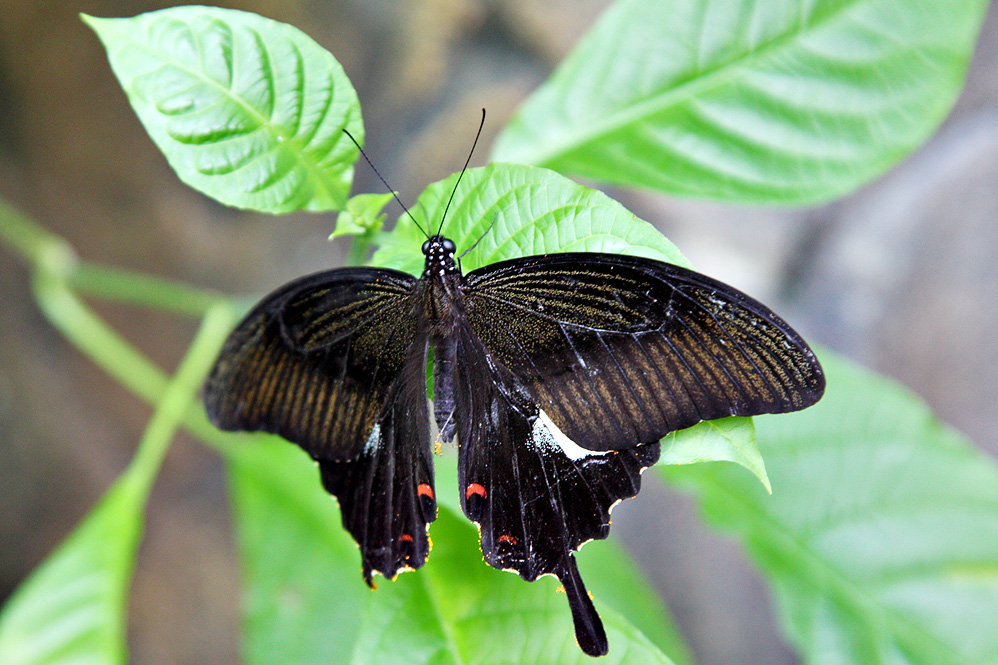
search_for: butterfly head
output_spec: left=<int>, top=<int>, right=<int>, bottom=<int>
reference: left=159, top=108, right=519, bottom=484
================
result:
left=422, top=235, right=460, bottom=277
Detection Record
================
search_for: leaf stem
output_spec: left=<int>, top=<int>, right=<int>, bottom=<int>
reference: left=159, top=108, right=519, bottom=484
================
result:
left=0, top=198, right=72, bottom=266
left=71, top=262, right=229, bottom=317
left=32, top=270, right=169, bottom=404
left=1, top=198, right=230, bottom=316
left=124, top=304, right=239, bottom=495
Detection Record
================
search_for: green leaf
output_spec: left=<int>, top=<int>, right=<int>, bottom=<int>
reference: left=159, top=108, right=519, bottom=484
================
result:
left=372, top=162, right=692, bottom=275
left=226, top=440, right=684, bottom=664
left=373, top=162, right=767, bottom=488
left=227, top=437, right=371, bottom=665
left=330, top=192, right=395, bottom=240
left=355, top=506, right=677, bottom=665
left=662, top=350, right=998, bottom=665
left=0, top=306, right=233, bottom=665
left=0, top=478, right=144, bottom=665
left=492, top=0, right=989, bottom=204
left=83, top=7, right=362, bottom=213
left=662, top=417, right=770, bottom=493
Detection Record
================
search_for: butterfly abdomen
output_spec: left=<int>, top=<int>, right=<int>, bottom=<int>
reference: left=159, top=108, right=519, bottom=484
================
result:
left=432, top=334, right=457, bottom=442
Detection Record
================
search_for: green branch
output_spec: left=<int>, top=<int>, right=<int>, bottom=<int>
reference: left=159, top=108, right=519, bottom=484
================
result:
left=0, top=197, right=250, bottom=457
left=0, top=198, right=229, bottom=317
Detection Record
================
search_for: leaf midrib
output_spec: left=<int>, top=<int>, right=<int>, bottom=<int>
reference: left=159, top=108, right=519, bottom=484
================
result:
left=519, top=0, right=863, bottom=166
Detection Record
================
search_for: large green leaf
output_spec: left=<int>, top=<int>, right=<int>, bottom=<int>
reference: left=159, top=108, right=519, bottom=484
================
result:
left=371, top=162, right=693, bottom=275
left=226, top=440, right=689, bottom=664
left=353, top=506, right=677, bottom=665
left=84, top=7, right=362, bottom=213
left=373, top=162, right=770, bottom=489
left=227, top=438, right=371, bottom=665
left=662, top=350, right=998, bottom=665
left=492, top=0, right=989, bottom=204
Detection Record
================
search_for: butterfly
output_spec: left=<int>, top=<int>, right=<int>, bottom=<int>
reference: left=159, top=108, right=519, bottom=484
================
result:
left=203, top=120, right=825, bottom=657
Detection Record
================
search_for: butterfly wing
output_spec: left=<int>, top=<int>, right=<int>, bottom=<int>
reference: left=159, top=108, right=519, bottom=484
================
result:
left=450, top=251, right=823, bottom=653
left=317, top=332, right=436, bottom=585
left=451, top=323, right=659, bottom=657
left=204, top=267, right=436, bottom=583
left=463, top=252, right=825, bottom=451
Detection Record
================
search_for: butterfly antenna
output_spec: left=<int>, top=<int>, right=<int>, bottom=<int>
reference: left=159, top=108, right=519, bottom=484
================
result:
left=458, top=211, right=498, bottom=263
left=436, top=108, right=486, bottom=237
left=342, top=129, right=429, bottom=239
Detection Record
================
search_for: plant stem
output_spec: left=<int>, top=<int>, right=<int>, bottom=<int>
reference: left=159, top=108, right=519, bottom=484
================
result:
left=1, top=197, right=265, bottom=458
left=71, top=262, right=229, bottom=317
left=0, top=198, right=230, bottom=316
left=33, top=270, right=168, bottom=404
left=0, top=199, right=72, bottom=266
left=124, top=303, right=238, bottom=495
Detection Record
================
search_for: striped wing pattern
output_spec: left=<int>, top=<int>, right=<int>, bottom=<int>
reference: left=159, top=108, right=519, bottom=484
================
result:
left=464, top=253, right=825, bottom=452
left=204, top=267, right=437, bottom=583
left=318, top=333, right=436, bottom=585
left=204, top=268, right=417, bottom=460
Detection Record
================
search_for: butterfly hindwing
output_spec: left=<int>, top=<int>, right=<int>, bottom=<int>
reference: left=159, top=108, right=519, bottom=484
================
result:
left=319, top=333, right=436, bottom=584
left=463, top=252, right=825, bottom=452
left=450, top=324, right=660, bottom=656
left=204, top=267, right=437, bottom=583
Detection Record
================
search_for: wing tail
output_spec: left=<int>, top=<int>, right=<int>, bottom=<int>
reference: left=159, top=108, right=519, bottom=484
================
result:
left=559, top=554, right=608, bottom=657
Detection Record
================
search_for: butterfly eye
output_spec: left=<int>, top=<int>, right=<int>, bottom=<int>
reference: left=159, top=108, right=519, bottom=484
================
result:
left=421, top=239, right=431, bottom=254
left=443, top=239, right=456, bottom=253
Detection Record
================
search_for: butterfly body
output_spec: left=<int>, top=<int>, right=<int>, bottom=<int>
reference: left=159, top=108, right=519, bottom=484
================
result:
left=205, top=232, right=824, bottom=657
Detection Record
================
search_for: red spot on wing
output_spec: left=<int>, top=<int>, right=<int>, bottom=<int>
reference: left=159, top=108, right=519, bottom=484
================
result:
left=400, top=533, right=414, bottom=542
left=417, top=483, right=434, bottom=500
left=466, top=483, right=487, bottom=499
left=498, top=534, right=517, bottom=545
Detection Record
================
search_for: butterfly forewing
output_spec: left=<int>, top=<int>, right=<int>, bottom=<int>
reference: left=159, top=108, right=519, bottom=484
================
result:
left=205, top=268, right=417, bottom=460
left=204, top=267, right=438, bottom=583
left=463, top=253, right=825, bottom=452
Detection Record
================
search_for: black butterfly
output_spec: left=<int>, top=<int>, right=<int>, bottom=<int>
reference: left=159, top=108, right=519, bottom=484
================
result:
left=204, top=127, right=825, bottom=658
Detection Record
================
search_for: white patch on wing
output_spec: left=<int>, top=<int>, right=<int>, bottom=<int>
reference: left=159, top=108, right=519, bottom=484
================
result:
left=363, top=423, right=382, bottom=455
left=532, top=410, right=613, bottom=461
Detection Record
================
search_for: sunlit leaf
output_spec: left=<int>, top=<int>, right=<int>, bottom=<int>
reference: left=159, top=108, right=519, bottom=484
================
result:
left=84, top=7, right=362, bottom=213
left=0, top=479, right=143, bottom=665
left=493, top=0, right=989, bottom=204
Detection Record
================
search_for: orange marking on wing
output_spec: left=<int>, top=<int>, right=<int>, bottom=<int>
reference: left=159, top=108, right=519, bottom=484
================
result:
left=417, top=483, right=434, bottom=500
left=466, top=483, right=487, bottom=499
left=498, top=534, right=517, bottom=545
left=399, top=533, right=414, bottom=542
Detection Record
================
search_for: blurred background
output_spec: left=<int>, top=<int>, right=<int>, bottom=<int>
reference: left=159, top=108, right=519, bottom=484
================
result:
left=1, top=1, right=995, bottom=664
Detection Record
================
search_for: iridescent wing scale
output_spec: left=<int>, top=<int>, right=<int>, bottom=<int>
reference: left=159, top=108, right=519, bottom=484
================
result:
left=463, top=252, right=825, bottom=452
